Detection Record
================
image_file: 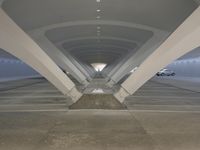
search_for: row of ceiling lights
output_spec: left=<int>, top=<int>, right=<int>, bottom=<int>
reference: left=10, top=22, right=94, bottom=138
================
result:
left=96, top=0, right=101, bottom=42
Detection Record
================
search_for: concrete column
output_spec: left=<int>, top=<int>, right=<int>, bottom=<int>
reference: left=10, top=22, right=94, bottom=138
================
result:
left=58, top=46, right=93, bottom=81
left=102, top=58, right=124, bottom=80
left=115, top=6, right=200, bottom=102
left=0, top=8, right=82, bottom=102
left=107, top=30, right=168, bottom=87
left=30, top=33, right=89, bottom=86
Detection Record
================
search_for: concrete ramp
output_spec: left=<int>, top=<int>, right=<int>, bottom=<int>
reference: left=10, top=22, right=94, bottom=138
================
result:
left=69, top=94, right=127, bottom=110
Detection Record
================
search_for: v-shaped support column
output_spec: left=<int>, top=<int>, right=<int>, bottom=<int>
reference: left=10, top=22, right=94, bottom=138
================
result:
left=0, top=8, right=82, bottom=102
left=115, top=6, right=200, bottom=102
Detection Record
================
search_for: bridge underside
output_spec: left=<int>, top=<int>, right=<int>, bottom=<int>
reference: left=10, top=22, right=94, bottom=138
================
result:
left=1, top=0, right=200, bottom=149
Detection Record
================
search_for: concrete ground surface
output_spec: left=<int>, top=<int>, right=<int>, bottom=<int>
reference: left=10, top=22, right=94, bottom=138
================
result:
left=125, top=80, right=200, bottom=111
left=0, top=78, right=73, bottom=112
left=153, top=76, right=200, bottom=92
left=0, top=78, right=200, bottom=150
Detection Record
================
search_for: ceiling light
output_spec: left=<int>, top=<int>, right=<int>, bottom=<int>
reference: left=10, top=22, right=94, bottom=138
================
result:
left=96, top=0, right=101, bottom=2
left=97, top=26, right=101, bottom=29
left=96, top=9, right=101, bottom=12
left=96, top=16, right=101, bottom=19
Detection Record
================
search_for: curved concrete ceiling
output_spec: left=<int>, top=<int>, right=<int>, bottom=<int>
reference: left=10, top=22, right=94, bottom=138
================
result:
left=45, top=25, right=153, bottom=43
left=1, top=0, right=198, bottom=75
left=2, top=0, right=197, bottom=31
left=44, top=25, right=152, bottom=64
left=58, top=37, right=139, bottom=62
left=61, top=38, right=138, bottom=64
left=57, top=37, right=140, bottom=47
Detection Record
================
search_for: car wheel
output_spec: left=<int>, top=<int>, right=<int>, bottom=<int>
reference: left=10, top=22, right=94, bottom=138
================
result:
left=161, top=73, right=165, bottom=76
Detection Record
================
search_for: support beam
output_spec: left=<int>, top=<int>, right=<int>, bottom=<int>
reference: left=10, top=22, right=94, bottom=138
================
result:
left=107, top=29, right=168, bottom=87
left=0, top=8, right=82, bottom=102
left=57, top=45, right=93, bottom=81
left=115, top=7, right=200, bottom=102
left=30, top=33, right=90, bottom=86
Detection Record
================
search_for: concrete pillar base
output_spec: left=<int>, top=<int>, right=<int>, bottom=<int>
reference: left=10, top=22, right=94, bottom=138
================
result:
left=81, top=80, right=90, bottom=87
left=86, top=77, right=92, bottom=82
left=69, top=94, right=127, bottom=109
left=105, top=76, right=111, bottom=82
left=106, top=79, right=116, bottom=88
left=67, top=87, right=83, bottom=103
left=114, top=87, right=130, bottom=103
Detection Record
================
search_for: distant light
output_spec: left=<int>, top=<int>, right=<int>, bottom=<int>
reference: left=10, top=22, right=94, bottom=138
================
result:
left=96, top=9, right=101, bottom=12
left=91, top=63, right=107, bottom=72
left=97, top=26, right=101, bottom=29
left=96, top=0, right=101, bottom=2
left=96, top=16, right=101, bottom=19
left=92, top=88, right=104, bottom=94
left=97, top=30, right=100, bottom=33
left=130, top=67, right=138, bottom=73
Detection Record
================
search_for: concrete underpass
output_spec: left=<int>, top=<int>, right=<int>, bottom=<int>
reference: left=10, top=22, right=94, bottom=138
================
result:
left=0, top=0, right=200, bottom=149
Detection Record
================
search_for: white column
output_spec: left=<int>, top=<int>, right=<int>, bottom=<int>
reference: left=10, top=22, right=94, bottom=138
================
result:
left=0, top=8, right=82, bottom=102
left=107, top=30, right=168, bottom=87
left=30, top=34, right=90, bottom=86
left=58, top=46, right=93, bottom=81
left=115, top=7, right=200, bottom=102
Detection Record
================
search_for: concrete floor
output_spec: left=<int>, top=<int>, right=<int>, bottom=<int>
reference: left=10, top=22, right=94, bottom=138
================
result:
left=153, top=76, right=200, bottom=92
left=125, top=80, right=200, bottom=111
left=0, top=78, right=200, bottom=150
left=0, top=78, right=73, bottom=112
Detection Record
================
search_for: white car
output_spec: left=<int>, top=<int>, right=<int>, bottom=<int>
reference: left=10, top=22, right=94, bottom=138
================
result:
left=156, top=69, right=175, bottom=76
